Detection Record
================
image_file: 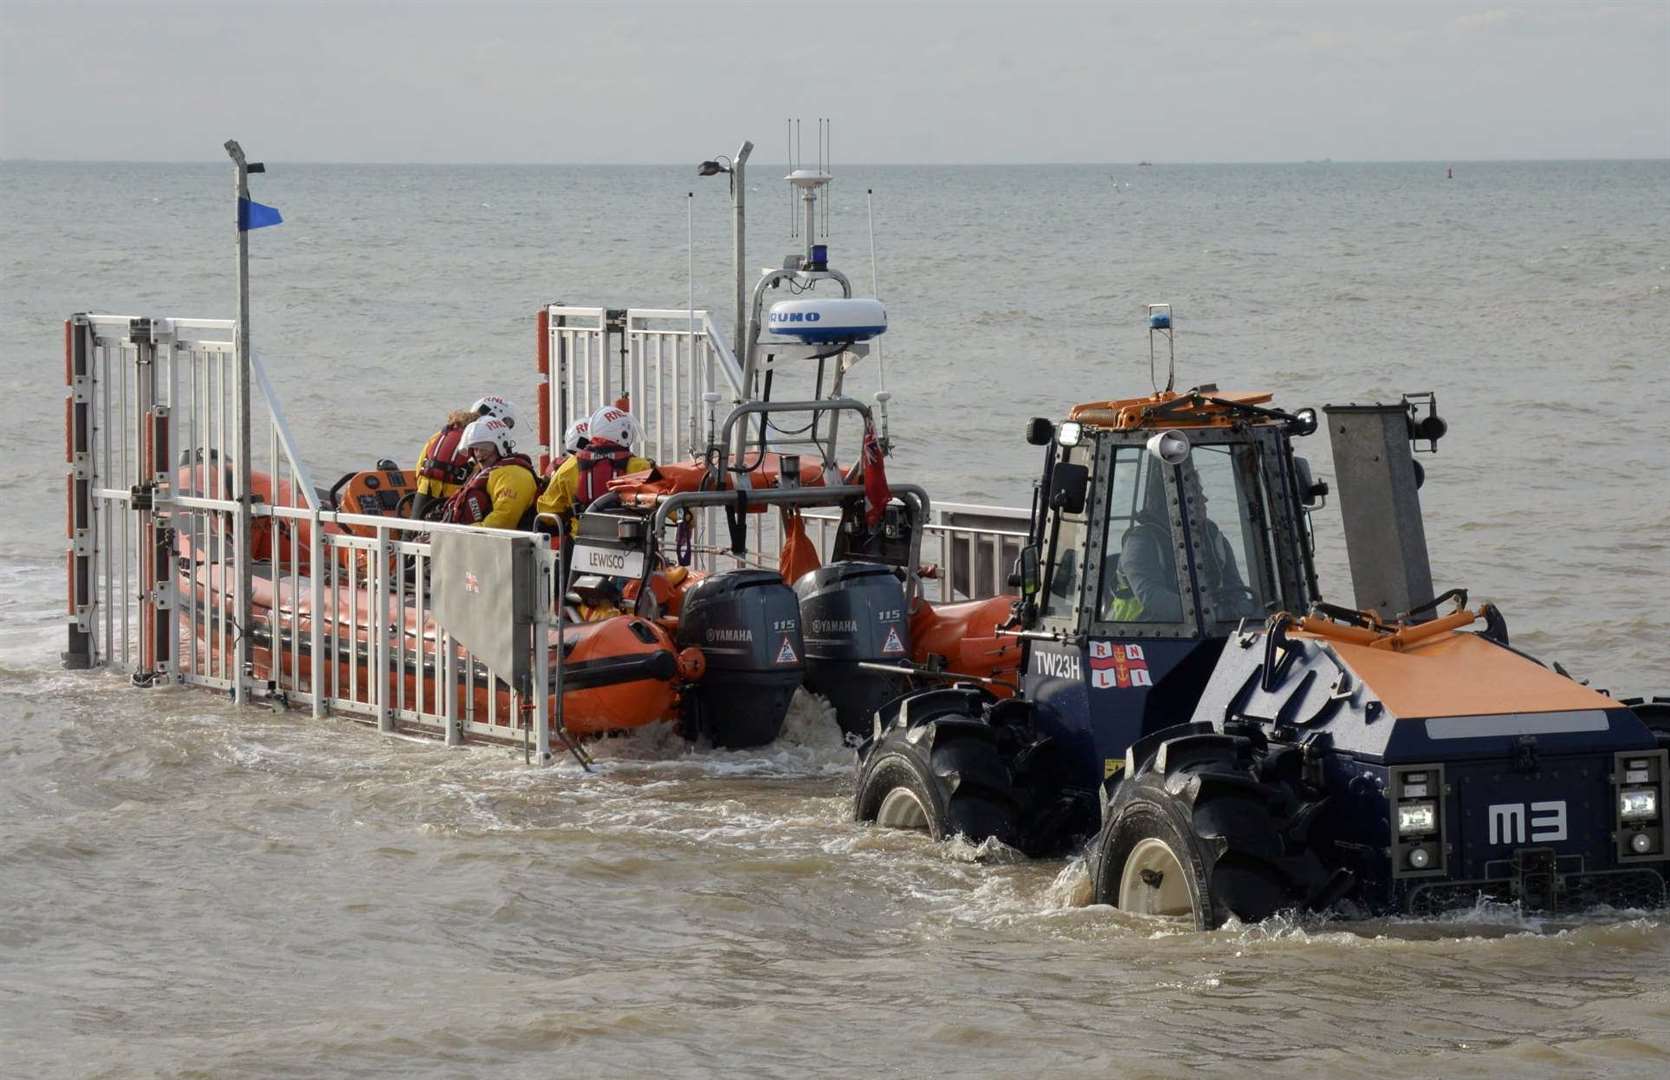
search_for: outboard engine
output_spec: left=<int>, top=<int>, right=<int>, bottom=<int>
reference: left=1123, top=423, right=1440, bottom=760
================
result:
left=795, top=562, right=912, bottom=739
left=676, top=569, right=804, bottom=748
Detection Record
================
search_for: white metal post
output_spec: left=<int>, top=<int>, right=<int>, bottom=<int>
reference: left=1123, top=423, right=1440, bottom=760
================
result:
left=731, top=140, right=753, bottom=365
left=376, top=524, right=392, bottom=733
left=532, top=548, right=552, bottom=766
left=308, top=506, right=323, bottom=717
left=224, top=140, right=254, bottom=705
left=442, top=630, right=460, bottom=747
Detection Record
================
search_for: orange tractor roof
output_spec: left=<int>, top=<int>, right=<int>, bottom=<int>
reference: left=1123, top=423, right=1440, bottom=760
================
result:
left=1069, top=389, right=1275, bottom=431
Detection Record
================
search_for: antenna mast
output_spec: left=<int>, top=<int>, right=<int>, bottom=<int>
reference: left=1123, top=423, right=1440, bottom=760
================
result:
left=1147, top=303, right=1175, bottom=393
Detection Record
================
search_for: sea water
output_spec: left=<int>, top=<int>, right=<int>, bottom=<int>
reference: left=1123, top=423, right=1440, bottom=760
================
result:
left=1, top=159, right=1667, bottom=1077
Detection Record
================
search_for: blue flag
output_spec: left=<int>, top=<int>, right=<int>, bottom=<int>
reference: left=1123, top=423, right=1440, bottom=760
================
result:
left=238, top=197, right=283, bottom=231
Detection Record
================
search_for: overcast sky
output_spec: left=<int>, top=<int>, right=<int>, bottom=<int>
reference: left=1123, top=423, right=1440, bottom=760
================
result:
left=2, top=0, right=1665, bottom=163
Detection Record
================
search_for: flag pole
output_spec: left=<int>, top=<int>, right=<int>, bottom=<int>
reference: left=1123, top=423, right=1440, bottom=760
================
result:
left=224, top=139, right=254, bottom=705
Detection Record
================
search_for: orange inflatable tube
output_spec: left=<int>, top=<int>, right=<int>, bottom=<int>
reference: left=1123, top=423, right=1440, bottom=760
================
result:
left=908, top=594, right=1022, bottom=695
left=610, top=453, right=826, bottom=509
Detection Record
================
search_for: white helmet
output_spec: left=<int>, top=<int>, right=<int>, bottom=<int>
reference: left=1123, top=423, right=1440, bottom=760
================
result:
left=562, top=418, right=590, bottom=453
left=472, top=395, right=518, bottom=429
left=587, top=404, right=638, bottom=449
left=461, top=416, right=514, bottom=457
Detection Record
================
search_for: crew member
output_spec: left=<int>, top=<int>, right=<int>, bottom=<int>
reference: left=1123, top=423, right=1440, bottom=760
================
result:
left=410, top=396, right=520, bottom=520
left=440, top=416, right=539, bottom=530
left=1105, top=460, right=1255, bottom=621
left=535, top=405, right=652, bottom=529
left=553, top=418, right=590, bottom=470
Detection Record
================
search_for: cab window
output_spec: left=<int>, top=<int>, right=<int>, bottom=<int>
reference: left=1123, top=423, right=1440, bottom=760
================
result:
left=1098, top=447, right=1187, bottom=624
left=1041, top=446, right=1091, bottom=622
left=1185, top=444, right=1274, bottom=623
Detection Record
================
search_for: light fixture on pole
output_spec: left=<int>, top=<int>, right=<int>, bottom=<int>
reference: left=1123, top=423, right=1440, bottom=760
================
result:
left=697, top=142, right=754, bottom=364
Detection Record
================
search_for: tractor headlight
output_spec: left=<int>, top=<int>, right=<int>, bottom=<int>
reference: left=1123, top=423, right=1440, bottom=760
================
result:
left=1392, top=765, right=1446, bottom=876
left=1397, top=801, right=1437, bottom=835
left=1619, top=788, right=1659, bottom=821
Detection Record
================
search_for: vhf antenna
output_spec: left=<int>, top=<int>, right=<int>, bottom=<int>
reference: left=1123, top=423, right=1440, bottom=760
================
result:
left=1147, top=303, right=1175, bottom=393
left=788, top=118, right=802, bottom=238
left=820, top=117, right=831, bottom=238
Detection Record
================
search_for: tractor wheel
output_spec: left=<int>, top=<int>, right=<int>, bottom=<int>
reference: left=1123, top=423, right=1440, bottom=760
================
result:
left=1621, top=696, right=1670, bottom=751
left=1092, top=731, right=1322, bottom=930
left=853, top=687, right=1022, bottom=850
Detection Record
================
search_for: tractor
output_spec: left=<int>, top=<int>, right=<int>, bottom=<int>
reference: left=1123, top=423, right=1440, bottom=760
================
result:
left=853, top=381, right=1669, bottom=927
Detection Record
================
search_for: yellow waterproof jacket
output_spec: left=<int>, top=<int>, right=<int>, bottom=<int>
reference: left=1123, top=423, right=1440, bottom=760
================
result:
left=536, top=450, right=653, bottom=521
left=477, top=460, right=539, bottom=530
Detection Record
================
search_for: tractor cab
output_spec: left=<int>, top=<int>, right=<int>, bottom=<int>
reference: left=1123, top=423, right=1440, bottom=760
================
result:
left=1013, top=386, right=1327, bottom=790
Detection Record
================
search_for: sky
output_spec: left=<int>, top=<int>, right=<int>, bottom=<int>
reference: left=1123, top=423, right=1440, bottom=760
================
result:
left=1, top=0, right=1666, bottom=163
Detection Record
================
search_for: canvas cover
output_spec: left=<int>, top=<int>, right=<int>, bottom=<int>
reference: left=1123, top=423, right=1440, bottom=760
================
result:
left=431, top=530, right=537, bottom=692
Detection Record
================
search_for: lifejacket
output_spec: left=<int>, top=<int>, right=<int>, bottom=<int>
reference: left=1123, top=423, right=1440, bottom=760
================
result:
left=417, top=422, right=473, bottom=486
left=443, top=453, right=538, bottom=526
left=574, top=443, right=635, bottom=511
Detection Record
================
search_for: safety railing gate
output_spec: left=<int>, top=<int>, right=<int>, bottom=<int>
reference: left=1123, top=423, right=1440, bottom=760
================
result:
left=65, top=314, right=569, bottom=761
left=537, top=306, right=745, bottom=469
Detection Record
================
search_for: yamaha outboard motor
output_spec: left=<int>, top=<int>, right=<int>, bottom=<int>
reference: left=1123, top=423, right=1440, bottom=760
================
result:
left=677, top=569, right=804, bottom=748
left=795, top=562, right=912, bottom=739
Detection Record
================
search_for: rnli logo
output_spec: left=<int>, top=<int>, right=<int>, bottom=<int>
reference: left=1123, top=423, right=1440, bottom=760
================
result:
left=1091, top=642, right=1151, bottom=689
left=770, top=311, right=822, bottom=324
left=464, top=572, right=480, bottom=594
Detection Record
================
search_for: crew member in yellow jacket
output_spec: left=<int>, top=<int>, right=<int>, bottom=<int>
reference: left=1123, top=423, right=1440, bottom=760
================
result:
left=411, top=395, right=520, bottom=520
left=440, top=416, right=539, bottom=530
left=536, top=405, right=652, bottom=529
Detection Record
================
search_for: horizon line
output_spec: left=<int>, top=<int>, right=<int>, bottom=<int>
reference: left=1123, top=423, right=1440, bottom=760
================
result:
left=3, top=155, right=1668, bottom=168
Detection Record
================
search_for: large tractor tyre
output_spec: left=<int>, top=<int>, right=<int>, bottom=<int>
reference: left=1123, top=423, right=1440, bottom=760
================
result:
left=854, top=689, right=1023, bottom=851
left=1092, top=732, right=1322, bottom=930
left=1621, top=696, right=1670, bottom=752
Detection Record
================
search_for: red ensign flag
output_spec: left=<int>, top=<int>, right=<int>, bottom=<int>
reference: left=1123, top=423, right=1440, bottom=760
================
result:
left=862, top=422, right=891, bottom=528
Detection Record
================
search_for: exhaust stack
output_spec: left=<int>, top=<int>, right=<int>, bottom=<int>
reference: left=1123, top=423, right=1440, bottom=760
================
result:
left=1323, top=402, right=1438, bottom=622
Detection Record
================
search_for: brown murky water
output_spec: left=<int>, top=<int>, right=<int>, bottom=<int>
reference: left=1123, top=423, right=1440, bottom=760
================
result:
left=2, top=160, right=1667, bottom=1076
left=3, top=668, right=1669, bottom=1078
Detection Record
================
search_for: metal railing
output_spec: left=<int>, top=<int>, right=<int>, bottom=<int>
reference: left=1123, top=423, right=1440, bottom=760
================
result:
left=538, top=305, right=743, bottom=467
left=255, top=503, right=563, bottom=755
left=65, top=313, right=570, bottom=760
left=678, top=501, right=1027, bottom=603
